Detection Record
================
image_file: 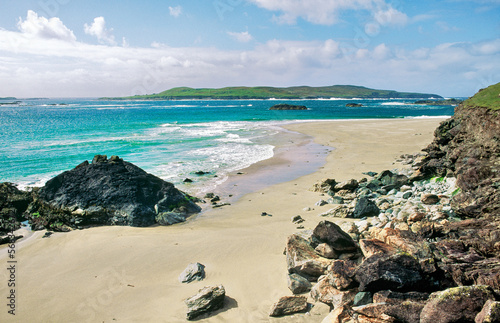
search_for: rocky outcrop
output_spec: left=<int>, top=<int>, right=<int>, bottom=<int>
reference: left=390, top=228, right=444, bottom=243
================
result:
left=278, top=83, right=500, bottom=323
left=27, top=155, right=201, bottom=229
left=416, top=82, right=500, bottom=218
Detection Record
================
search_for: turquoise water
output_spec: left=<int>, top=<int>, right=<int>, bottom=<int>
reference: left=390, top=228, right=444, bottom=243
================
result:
left=0, top=98, right=454, bottom=192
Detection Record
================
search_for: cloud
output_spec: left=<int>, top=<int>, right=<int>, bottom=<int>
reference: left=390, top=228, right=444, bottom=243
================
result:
left=169, top=6, right=182, bottom=17
left=84, top=17, right=116, bottom=45
left=227, top=31, right=253, bottom=42
left=373, top=7, right=408, bottom=26
left=1, top=11, right=500, bottom=97
left=17, top=10, right=76, bottom=42
left=248, top=0, right=408, bottom=25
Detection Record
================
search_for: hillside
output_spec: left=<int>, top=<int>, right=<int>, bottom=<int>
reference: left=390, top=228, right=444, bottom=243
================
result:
left=104, top=85, right=443, bottom=100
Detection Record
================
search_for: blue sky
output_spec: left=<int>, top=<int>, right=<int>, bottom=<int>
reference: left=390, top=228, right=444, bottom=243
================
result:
left=0, top=0, right=499, bottom=97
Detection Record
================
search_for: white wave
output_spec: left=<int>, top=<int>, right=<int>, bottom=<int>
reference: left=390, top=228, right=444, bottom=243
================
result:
left=380, top=102, right=408, bottom=106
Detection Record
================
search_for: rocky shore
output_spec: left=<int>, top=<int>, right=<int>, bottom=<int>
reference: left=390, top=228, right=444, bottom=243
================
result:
left=270, top=83, right=500, bottom=322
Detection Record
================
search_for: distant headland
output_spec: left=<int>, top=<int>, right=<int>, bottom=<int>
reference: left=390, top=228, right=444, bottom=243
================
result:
left=102, top=85, right=443, bottom=100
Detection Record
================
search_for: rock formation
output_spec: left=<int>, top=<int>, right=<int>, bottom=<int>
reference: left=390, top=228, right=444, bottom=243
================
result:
left=4, top=155, right=202, bottom=230
left=276, top=83, right=500, bottom=322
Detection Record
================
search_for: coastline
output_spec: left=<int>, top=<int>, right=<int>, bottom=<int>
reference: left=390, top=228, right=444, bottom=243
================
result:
left=0, top=117, right=448, bottom=322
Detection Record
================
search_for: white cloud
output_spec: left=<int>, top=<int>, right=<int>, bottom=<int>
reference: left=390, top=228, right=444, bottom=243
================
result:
left=227, top=31, right=253, bottom=43
left=169, top=6, right=182, bottom=17
left=249, top=0, right=408, bottom=25
left=373, top=7, right=408, bottom=26
left=1, top=11, right=500, bottom=97
left=84, top=17, right=116, bottom=46
left=17, top=10, right=76, bottom=42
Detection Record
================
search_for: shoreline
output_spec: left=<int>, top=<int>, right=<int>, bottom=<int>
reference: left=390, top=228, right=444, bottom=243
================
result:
left=0, top=117, right=448, bottom=322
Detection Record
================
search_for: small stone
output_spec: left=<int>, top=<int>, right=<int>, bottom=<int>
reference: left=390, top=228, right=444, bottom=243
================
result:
left=421, top=193, right=440, bottom=205
left=408, top=212, right=426, bottom=222
left=179, top=263, right=206, bottom=283
left=292, top=215, right=305, bottom=224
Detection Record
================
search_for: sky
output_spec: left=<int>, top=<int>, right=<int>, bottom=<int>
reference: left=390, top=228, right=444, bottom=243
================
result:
left=0, top=0, right=499, bottom=98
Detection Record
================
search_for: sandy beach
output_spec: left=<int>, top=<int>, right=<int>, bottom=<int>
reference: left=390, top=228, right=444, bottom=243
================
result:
left=0, top=118, right=447, bottom=323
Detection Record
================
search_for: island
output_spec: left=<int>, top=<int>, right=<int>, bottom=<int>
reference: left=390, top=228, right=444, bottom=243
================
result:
left=102, top=85, right=443, bottom=100
left=269, top=103, right=307, bottom=110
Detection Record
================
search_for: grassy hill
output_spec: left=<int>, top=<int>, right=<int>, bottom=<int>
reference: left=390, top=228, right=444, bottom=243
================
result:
left=462, top=82, right=500, bottom=111
left=104, top=85, right=442, bottom=100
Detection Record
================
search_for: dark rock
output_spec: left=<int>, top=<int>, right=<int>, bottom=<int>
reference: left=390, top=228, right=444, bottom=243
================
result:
left=194, top=171, right=209, bottom=175
left=34, top=155, right=201, bottom=228
left=352, top=197, right=380, bottom=218
left=210, top=195, right=220, bottom=203
left=269, top=296, right=308, bottom=317
left=204, top=192, right=215, bottom=199
left=312, top=220, right=358, bottom=253
left=42, top=231, right=53, bottom=238
left=355, top=253, right=424, bottom=292
left=476, top=299, right=500, bottom=323
left=183, top=178, right=193, bottom=183
left=179, top=263, right=206, bottom=283
left=346, top=103, right=363, bottom=107
left=363, top=171, right=378, bottom=177
left=287, top=273, right=312, bottom=294
left=185, top=285, right=225, bottom=320
left=0, top=182, right=32, bottom=234
left=376, top=170, right=409, bottom=189
left=269, top=104, right=308, bottom=110
left=311, top=178, right=337, bottom=193
left=292, top=215, right=305, bottom=224
left=420, top=285, right=495, bottom=323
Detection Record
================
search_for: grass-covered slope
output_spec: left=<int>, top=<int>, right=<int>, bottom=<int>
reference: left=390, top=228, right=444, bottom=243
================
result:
left=462, top=82, right=500, bottom=110
left=105, top=85, right=442, bottom=100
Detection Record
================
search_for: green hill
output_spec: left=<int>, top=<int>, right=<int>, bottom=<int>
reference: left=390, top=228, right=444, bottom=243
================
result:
left=462, top=82, right=500, bottom=111
left=104, top=85, right=442, bottom=100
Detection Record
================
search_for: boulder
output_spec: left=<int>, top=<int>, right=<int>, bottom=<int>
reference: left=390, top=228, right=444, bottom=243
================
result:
left=34, top=155, right=201, bottom=227
left=335, top=179, right=359, bottom=192
left=352, top=197, right=380, bottom=218
left=355, top=253, right=424, bottom=292
left=373, top=290, right=429, bottom=304
left=353, top=292, right=373, bottom=307
left=179, top=263, right=206, bottom=283
left=420, top=285, right=495, bottom=323
left=285, top=233, right=333, bottom=279
left=321, top=305, right=353, bottom=323
left=287, top=273, right=312, bottom=294
left=269, top=296, right=308, bottom=317
left=269, top=104, right=307, bottom=110
left=376, top=170, right=409, bottom=189
left=315, top=243, right=338, bottom=259
left=312, top=220, right=358, bottom=253
left=185, top=285, right=225, bottom=320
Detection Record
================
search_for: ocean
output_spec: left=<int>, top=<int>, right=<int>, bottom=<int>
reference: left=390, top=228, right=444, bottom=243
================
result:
left=0, top=98, right=454, bottom=195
